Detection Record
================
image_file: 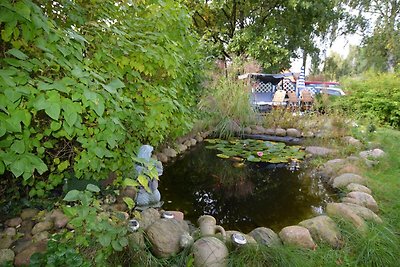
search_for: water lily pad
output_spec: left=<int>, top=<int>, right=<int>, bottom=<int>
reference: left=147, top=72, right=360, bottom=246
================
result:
left=206, top=139, right=305, bottom=164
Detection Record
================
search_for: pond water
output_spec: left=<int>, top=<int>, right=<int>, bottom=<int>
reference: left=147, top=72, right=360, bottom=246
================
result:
left=159, top=142, right=336, bottom=233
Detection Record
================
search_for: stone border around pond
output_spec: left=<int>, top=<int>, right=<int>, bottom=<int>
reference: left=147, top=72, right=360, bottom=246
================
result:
left=0, top=130, right=387, bottom=266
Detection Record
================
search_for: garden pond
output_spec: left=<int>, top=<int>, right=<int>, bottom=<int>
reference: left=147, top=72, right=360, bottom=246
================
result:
left=159, top=139, right=337, bottom=232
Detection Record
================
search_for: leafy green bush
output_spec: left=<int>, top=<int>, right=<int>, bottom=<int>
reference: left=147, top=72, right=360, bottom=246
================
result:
left=334, top=71, right=400, bottom=128
left=0, top=0, right=202, bottom=197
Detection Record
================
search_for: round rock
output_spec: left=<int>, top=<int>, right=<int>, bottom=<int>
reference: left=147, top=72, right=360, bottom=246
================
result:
left=20, top=209, right=39, bottom=220
left=286, top=128, right=301, bottom=138
left=31, top=221, right=53, bottom=235
left=139, top=208, right=160, bottom=231
left=298, top=216, right=342, bottom=248
left=346, top=183, right=372, bottom=194
left=326, top=203, right=367, bottom=231
left=275, top=128, right=287, bottom=137
left=305, top=146, right=336, bottom=157
left=342, top=203, right=382, bottom=223
left=278, top=226, right=316, bottom=249
left=248, top=227, right=282, bottom=247
left=146, top=218, right=189, bottom=258
left=342, top=191, right=379, bottom=213
left=331, top=173, right=366, bottom=188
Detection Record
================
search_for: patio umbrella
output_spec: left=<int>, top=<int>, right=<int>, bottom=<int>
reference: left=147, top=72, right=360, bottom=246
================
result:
left=296, top=66, right=306, bottom=96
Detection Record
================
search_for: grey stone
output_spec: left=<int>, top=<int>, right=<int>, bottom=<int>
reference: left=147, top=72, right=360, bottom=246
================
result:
left=176, top=144, right=188, bottom=153
left=278, top=226, right=316, bottom=249
left=326, top=203, right=367, bottom=232
left=342, top=203, right=382, bottom=223
left=275, top=128, right=287, bottom=137
left=343, top=191, right=379, bottom=213
left=302, top=131, right=314, bottom=138
left=343, top=136, right=362, bottom=147
left=156, top=153, right=168, bottom=163
left=0, top=235, right=13, bottom=249
left=146, top=218, right=189, bottom=258
left=5, top=217, right=22, bottom=227
left=18, top=220, right=34, bottom=235
left=14, top=240, right=47, bottom=266
left=11, top=237, right=32, bottom=254
left=359, top=149, right=385, bottom=159
left=265, top=128, right=275, bottom=135
left=305, top=146, right=336, bottom=157
left=183, top=139, right=192, bottom=147
left=0, top=249, right=15, bottom=266
left=195, top=135, right=204, bottom=142
left=298, top=216, right=342, bottom=248
left=248, top=227, right=282, bottom=247
left=33, top=231, right=49, bottom=242
left=139, top=208, right=160, bottom=231
left=50, top=209, right=69, bottom=229
left=31, top=221, right=53, bottom=235
left=243, top=127, right=252, bottom=134
left=192, top=237, right=228, bottom=267
left=163, top=148, right=177, bottom=158
left=226, top=230, right=257, bottom=247
left=20, top=209, right=39, bottom=220
left=286, top=128, right=301, bottom=138
left=190, top=138, right=197, bottom=146
left=252, top=125, right=266, bottom=134
left=346, top=183, right=372, bottom=194
left=3, top=228, right=16, bottom=237
left=332, top=173, right=366, bottom=188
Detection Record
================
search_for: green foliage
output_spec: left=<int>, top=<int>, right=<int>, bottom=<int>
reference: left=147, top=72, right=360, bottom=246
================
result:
left=62, top=184, right=129, bottom=264
left=30, top=235, right=91, bottom=267
left=0, top=0, right=202, bottom=197
left=334, top=72, right=400, bottom=128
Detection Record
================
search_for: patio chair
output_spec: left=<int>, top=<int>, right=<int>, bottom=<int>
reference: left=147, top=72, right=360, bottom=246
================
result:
left=287, top=90, right=299, bottom=111
left=300, top=89, right=314, bottom=111
left=272, top=90, right=287, bottom=109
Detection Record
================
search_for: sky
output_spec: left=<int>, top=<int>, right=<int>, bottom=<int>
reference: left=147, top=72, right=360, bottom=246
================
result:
left=290, top=33, right=363, bottom=75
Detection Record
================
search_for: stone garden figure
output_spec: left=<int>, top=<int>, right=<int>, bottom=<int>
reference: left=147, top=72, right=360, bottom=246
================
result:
left=135, top=145, right=163, bottom=207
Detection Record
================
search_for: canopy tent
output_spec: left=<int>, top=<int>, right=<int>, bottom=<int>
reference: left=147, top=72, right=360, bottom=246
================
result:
left=238, top=72, right=295, bottom=85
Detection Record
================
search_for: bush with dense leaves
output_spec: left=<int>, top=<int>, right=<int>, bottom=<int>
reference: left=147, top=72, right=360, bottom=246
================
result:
left=334, top=72, right=400, bottom=128
left=0, top=0, right=202, bottom=198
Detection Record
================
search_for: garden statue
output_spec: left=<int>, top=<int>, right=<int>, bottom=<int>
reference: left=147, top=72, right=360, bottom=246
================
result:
left=135, top=145, right=164, bottom=207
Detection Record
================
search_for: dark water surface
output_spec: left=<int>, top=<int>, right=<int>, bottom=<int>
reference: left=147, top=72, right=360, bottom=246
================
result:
left=159, top=143, right=335, bottom=233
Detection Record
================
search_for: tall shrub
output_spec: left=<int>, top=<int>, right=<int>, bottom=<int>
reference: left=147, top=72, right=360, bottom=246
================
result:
left=0, top=0, right=202, bottom=198
left=335, top=72, right=400, bottom=128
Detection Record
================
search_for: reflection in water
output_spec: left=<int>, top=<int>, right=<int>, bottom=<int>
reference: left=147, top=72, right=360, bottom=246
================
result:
left=159, top=143, right=336, bottom=233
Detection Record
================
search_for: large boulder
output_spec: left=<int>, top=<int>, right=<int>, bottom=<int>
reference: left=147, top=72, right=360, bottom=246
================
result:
left=146, top=218, right=189, bottom=258
left=14, top=240, right=47, bottom=266
left=342, top=203, right=382, bottom=223
left=192, top=237, right=228, bottom=267
left=331, top=173, right=367, bottom=188
left=346, top=183, right=372, bottom=194
left=248, top=227, right=282, bottom=247
left=278, top=226, right=316, bottom=249
left=359, top=149, right=385, bottom=159
left=139, top=208, right=160, bottom=231
left=163, top=148, right=177, bottom=158
left=305, top=146, right=336, bottom=157
left=31, top=221, right=53, bottom=235
left=326, top=203, right=367, bottom=231
left=50, top=209, right=69, bottom=229
left=5, top=217, right=22, bottom=227
left=342, top=191, right=379, bottom=213
left=286, top=128, right=301, bottom=138
left=0, top=249, right=15, bottom=266
left=298, top=216, right=342, bottom=248
left=225, top=230, right=257, bottom=247
left=275, top=128, right=287, bottom=137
